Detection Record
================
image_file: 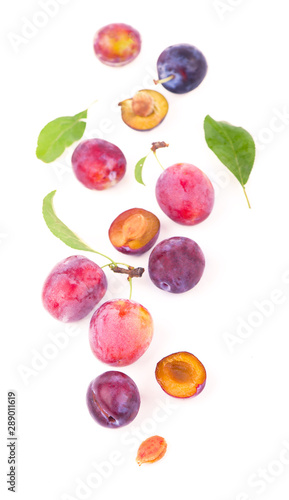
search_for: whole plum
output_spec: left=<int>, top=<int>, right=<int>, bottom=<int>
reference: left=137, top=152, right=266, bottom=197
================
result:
left=93, top=23, right=141, bottom=66
left=42, top=255, right=107, bottom=322
left=148, top=237, right=205, bottom=293
left=156, top=43, right=207, bottom=94
left=89, top=299, right=153, bottom=366
left=71, top=139, right=126, bottom=190
left=155, top=163, right=214, bottom=225
left=86, top=371, right=140, bottom=428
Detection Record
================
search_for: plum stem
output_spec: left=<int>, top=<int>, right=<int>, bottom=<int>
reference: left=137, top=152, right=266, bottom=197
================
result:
left=243, top=185, right=251, bottom=209
left=128, top=277, right=133, bottom=300
left=150, top=142, right=169, bottom=171
left=101, top=263, right=145, bottom=299
left=109, top=265, right=145, bottom=278
left=153, top=151, right=164, bottom=170
left=153, top=74, right=175, bottom=85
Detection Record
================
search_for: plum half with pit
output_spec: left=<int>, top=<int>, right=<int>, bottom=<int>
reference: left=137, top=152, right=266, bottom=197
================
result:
left=155, top=163, right=214, bottom=225
left=155, top=43, right=207, bottom=94
left=93, top=23, right=141, bottom=66
left=86, top=371, right=140, bottom=428
left=42, top=255, right=107, bottom=322
left=119, top=90, right=168, bottom=131
left=89, top=299, right=153, bottom=366
left=108, top=208, right=160, bottom=255
left=148, top=236, right=205, bottom=293
left=71, top=138, right=126, bottom=190
left=155, top=351, right=206, bottom=398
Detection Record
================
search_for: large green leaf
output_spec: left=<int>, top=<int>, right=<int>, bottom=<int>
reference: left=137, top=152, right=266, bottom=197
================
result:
left=204, top=115, right=255, bottom=207
left=36, top=110, right=87, bottom=163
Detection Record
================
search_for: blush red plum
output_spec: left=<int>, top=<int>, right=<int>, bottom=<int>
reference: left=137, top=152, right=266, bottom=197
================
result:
left=93, top=23, right=141, bottom=66
left=71, top=138, right=126, bottom=190
left=89, top=299, right=153, bottom=366
left=42, top=255, right=107, bottom=322
left=155, top=163, right=214, bottom=225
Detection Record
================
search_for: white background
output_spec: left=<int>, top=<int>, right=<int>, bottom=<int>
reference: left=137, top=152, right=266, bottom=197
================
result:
left=1, top=1, right=289, bottom=499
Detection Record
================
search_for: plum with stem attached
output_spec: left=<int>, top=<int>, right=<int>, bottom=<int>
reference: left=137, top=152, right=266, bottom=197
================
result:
left=154, top=43, right=207, bottom=94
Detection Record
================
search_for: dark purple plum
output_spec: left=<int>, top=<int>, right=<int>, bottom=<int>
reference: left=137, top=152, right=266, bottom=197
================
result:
left=86, top=371, right=140, bottom=428
left=155, top=43, right=207, bottom=94
left=148, top=237, right=205, bottom=293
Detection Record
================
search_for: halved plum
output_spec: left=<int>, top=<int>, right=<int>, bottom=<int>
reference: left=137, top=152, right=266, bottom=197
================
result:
left=155, top=351, right=206, bottom=398
left=119, top=89, right=168, bottom=131
left=109, top=208, right=160, bottom=255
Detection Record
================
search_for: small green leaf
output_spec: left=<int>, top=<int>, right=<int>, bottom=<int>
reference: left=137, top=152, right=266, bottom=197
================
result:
left=134, top=156, right=147, bottom=185
left=42, top=190, right=97, bottom=253
left=36, top=109, right=88, bottom=163
left=204, top=115, right=255, bottom=207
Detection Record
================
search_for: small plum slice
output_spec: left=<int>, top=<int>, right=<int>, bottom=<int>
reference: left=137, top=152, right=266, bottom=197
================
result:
left=119, top=90, right=168, bottom=131
left=109, top=208, right=160, bottom=255
left=136, top=436, right=167, bottom=465
left=155, top=351, right=206, bottom=398
left=89, top=299, right=153, bottom=366
left=93, top=23, right=141, bottom=67
left=86, top=371, right=140, bottom=428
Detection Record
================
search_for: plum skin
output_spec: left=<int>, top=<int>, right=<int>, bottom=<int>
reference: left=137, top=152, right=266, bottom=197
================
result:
left=148, top=237, right=205, bottom=293
left=156, top=43, right=207, bottom=94
left=93, top=23, right=141, bottom=67
left=86, top=371, right=141, bottom=428
left=155, top=163, right=214, bottom=225
left=42, top=255, right=107, bottom=322
left=89, top=299, right=153, bottom=366
left=71, top=139, right=126, bottom=190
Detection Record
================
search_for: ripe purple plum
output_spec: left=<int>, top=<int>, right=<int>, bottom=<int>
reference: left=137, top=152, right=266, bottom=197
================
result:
left=86, top=371, right=140, bottom=428
left=42, top=255, right=107, bottom=322
left=93, top=23, right=141, bottom=66
left=155, top=163, right=214, bottom=225
left=155, top=43, right=207, bottom=94
left=148, top=237, right=205, bottom=293
left=89, top=299, right=153, bottom=366
left=71, top=139, right=126, bottom=190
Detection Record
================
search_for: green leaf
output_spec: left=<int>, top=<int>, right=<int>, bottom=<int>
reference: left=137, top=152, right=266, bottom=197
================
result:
left=134, top=156, right=147, bottom=185
left=204, top=115, right=255, bottom=207
left=42, top=190, right=97, bottom=253
left=36, top=109, right=87, bottom=163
